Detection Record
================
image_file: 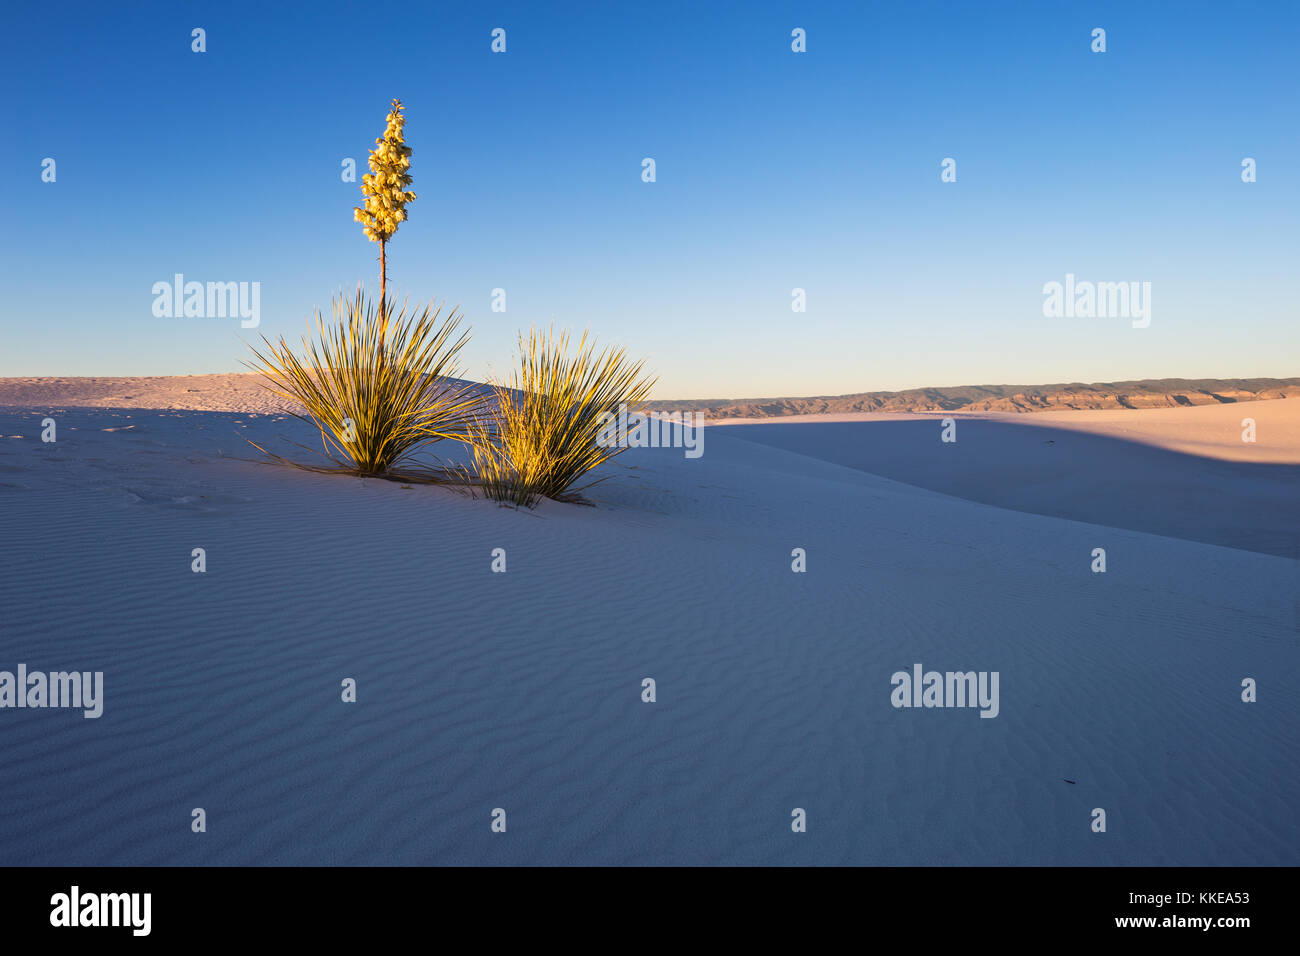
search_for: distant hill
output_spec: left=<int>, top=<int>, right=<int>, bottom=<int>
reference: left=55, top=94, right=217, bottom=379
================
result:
left=3, top=374, right=1298, bottom=420
left=655, top=377, right=1300, bottom=418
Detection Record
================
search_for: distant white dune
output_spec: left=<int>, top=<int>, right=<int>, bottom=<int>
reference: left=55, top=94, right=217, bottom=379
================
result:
left=714, top=397, right=1300, bottom=465
left=0, top=377, right=1294, bottom=864
left=713, top=397, right=1300, bottom=558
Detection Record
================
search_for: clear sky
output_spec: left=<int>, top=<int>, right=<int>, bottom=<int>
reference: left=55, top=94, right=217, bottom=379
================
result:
left=2, top=0, right=1296, bottom=398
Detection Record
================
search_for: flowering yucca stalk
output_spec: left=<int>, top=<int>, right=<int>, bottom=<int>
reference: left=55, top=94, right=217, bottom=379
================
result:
left=353, top=98, right=416, bottom=321
left=468, top=328, right=656, bottom=507
left=244, top=289, right=481, bottom=478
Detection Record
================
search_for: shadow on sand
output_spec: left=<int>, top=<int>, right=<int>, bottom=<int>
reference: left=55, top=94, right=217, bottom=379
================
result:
left=722, top=418, right=1299, bottom=559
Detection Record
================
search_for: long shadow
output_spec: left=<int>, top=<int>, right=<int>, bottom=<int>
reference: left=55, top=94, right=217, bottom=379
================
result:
left=0, top=405, right=480, bottom=468
left=720, top=419, right=1300, bottom=559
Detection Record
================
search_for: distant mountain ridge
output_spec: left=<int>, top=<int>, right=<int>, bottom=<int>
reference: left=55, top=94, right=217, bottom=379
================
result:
left=3, top=375, right=1298, bottom=419
left=656, top=377, right=1300, bottom=418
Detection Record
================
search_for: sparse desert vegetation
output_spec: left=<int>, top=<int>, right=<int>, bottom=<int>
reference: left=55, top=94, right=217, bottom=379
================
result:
left=243, top=99, right=653, bottom=504
left=467, top=327, right=656, bottom=506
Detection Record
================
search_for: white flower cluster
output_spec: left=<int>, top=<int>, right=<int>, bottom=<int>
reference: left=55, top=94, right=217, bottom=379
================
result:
left=354, top=98, right=416, bottom=243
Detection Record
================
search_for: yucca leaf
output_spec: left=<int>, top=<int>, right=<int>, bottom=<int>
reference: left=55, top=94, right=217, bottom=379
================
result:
left=244, top=288, right=482, bottom=478
left=468, top=327, right=656, bottom=507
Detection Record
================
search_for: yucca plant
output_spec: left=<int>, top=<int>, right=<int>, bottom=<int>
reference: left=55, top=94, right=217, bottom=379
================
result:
left=244, top=289, right=481, bottom=478
left=469, top=327, right=656, bottom=507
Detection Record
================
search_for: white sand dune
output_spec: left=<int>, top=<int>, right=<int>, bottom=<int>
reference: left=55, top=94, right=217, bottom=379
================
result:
left=0, top=374, right=301, bottom=415
left=715, top=398, right=1300, bottom=559
left=0, top=379, right=1294, bottom=865
left=715, top=396, right=1300, bottom=464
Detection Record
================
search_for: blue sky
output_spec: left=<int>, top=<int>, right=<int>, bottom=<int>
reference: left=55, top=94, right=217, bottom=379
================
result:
left=2, top=0, right=1296, bottom=398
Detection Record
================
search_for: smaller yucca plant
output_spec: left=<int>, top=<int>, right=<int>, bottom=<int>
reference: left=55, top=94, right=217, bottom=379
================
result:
left=469, top=327, right=656, bottom=507
left=245, top=289, right=481, bottom=478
